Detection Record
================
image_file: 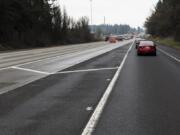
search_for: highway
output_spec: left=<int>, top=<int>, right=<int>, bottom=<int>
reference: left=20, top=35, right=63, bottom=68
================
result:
left=0, top=40, right=132, bottom=94
left=0, top=40, right=180, bottom=135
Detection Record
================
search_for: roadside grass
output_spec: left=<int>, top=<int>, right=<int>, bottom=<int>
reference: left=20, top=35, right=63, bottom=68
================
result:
left=149, top=37, right=180, bottom=49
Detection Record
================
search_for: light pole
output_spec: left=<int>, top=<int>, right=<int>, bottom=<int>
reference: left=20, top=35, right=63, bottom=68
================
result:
left=104, top=16, right=106, bottom=25
left=104, top=16, right=106, bottom=35
left=90, top=0, right=93, bottom=33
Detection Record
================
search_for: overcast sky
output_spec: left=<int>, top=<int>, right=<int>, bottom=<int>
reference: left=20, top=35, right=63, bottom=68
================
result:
left=57, top=0, right=159, bottom=28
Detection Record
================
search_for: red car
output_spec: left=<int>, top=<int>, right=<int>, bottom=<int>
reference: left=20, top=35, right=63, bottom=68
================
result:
left=109, top=36, right=117, bottom=43
left=137, top=41, right=156, bottom=56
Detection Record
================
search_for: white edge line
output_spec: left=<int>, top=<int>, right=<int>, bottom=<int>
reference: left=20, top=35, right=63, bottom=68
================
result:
left=81, top=41, right=134, bottom=135
left=158, top=48, right=180, bottom=63
left=11, top=66, right=51, bottom=75
left=56, top=67, right=119, bottom=74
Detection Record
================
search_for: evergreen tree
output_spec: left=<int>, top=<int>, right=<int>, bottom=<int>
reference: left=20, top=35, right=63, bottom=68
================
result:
left=0, top=0, right=94, bottom=49
left=145, top=0, right=180, bottom=41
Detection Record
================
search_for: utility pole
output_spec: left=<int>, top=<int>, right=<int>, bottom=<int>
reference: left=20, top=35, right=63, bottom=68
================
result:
left=90, top=0, right=93, bottom=33
left=104, top=16, right=106, bottom=35
left=104, top=16, right=106, bottom=25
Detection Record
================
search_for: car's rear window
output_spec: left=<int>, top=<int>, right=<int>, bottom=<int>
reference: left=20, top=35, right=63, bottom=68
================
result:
left=139, top=41, right=155, bottom=46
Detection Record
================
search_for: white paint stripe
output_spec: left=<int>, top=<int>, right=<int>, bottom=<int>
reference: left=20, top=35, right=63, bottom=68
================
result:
left=11, top=66, right=51, bottom=75
left=56, top=67, right=119, bottom=74
left=0, top=67, right=11, bottom=71
left=81, top=41, right=134, bottom=135
left=158, top=48, right=180, bottom=63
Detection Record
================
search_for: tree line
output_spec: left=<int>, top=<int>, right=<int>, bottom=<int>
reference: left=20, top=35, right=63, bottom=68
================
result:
left=0, top=0, right=94, bottom=49
left=145, top=0, right=180, bottom=41
left=93, top=24, right=143, bottom=35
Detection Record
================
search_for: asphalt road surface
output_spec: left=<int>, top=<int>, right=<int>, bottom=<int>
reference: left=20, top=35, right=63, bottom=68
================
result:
left=0, top=40, right=180, bottom=135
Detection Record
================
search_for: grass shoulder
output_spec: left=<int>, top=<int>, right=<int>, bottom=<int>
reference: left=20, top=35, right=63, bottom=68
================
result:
left=149, top=37, right=180, bottom=50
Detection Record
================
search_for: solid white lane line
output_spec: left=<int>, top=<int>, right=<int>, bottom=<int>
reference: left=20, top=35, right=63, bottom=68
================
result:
left=158, top=48, right=180, bottom=63
left=56, top=67, right=119, bottom=74
left=11, top=66, right=51, bottom=75
left=81, top=41, right=134, bottom=135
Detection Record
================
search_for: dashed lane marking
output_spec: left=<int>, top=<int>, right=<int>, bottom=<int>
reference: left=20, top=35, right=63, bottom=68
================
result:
left=106, top=78, right=111, bottom=81
left=86, top=107, right=93, bottom=111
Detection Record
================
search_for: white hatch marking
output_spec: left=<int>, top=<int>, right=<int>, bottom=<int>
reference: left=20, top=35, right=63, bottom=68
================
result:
left=11, top=66, right=52, bottom=75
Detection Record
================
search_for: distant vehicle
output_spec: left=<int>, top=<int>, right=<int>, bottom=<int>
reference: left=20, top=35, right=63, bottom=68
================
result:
left=123, top=36, right=128, bottom=40
left=135, top=38, right=146, bottom=49
left=116, top=36, right=123, bottom=41
left=109, top=36, right=117, bottom=43
left=124, top=36, right=131, bottom=40
left=137, top=41, right=156, bottom=56
left=105, top=36, right=109, bottom=41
